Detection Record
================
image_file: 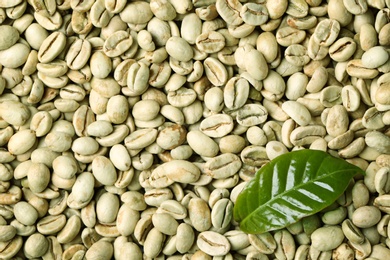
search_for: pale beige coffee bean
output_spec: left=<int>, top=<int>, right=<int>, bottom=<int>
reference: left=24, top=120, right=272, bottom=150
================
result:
left=262, top=70, right=285, bottom=97
left=245, top=48, right=269, bottom=81
left=30, top=111, right=53, bottom=137
left=247, top=126, right=267, bottom=146
left=52, top=156, right=78, bottom=180
left=105, top=0, right=126, bottom=13
left=341, top=219, right=364, bottom=244
left=23, top=233, right=49, bottom=258
left=167, top=87, right=197, bottom=108
left=204, top=153, right=242, bottom=179
left=328, top=0, right=352, bottom=26
left=66, top=39, right=91, bottom=70
left=116, top=203, right=139, bottom=236
left=362, top=46, right=389, bottom=69
left=224, top=230, right=250, bottom=251
left=274, top=230, right=296, bottom=260
left=200, top=114, right=234, bottom=138
left=60, top=84, right=86, bottom=102
left=143, top=227, right=164, bottom=258
left=346, top=59, right=379, bottom=79
left=132, top=99, right=160, bottom=121
left=341, top=85, right=361, bottom=112
left=215, top=0, right=242, bottom=26
left=313, top=18, right=340, bottom=46
left=326, top=105, right=349, bottom=137
left=256, top=32, right=278, bottom=63
left=7, top=129, right=36, bottom=155
left=37, top=214, right=66, bottom=235
left=311, top=226, right=344, bottom=251
left=370, top=245, right=390, bottom=259
left=180, top=12, right=201, bottom=44
left=329, top=37, right=357, bottom=62
left=71, top=136, right=99, bottom=155
left=362, top=107, right=385, bottom=130
left=338, top=137, right=366, bottom=159
left=106, top=95, right=129, bottom=124
left=240, top=2, right=269, bottom=26
left=0, top=25, right=19, bottom=50
left=188, top=198, right=211, bottom=232
left=248, top=232, right=276, bottom=254
left=196, top=31, right=226, bottom=54
left=156, top=123, right=186, bottom=150
left=152, top=212, right=179, bottom=235
left=321, top=85, right=342, bottom=107
left=166, top=36, right=193, bottom=62
left=0, top=100, right=30, bottom=126
left=343, top=0, right=367, bottom=14
left=120, top=1, right=153, bottom=24
left=287, top=14, right=317, bottom=30
left=285, top=72, right=308, bottom=100
left=0, top=127, right=13, bottom=147
left=203, top=57, right=228, bottom=86
left=281, top=100, right=311, bottom=126
left=236, top=103, right=268, bottom=127
left=0, top=185, right=21, bottom=205
left=109, top=144, right=131, bottom=171
left=176, top=223, right=194, bottom=254
left=219, top=134, right=246, bottom=154
left=286, top=0, right=308, bottom=17
left=379, top=23, right=390, bottom=46
left=352, top=181, right=370, bottom=208
left=92, top=155, right=117, bottom=186
left=144, top=188, right=173, bottom=207
left=157, top=200, right=187, bottom=220
left=195, top=4, right=219, bottom=21
left=328, top=130, right=354, bottom=150
left=13, top=201, right=38, bottom=226
left=96, top=192, right=119, bottom=223
left=27, top=163, right=50, bottom=193
left=131, top=151, right=154, bottom=171
left=241, top=145, right=269, bottom=167
left=375, top=167, right=390, bottom=194
left=57, top=215, right=82, bottom=244
left=276, top=27, right=306, bottom=47
left=352, top=206, right=381, bottom=228
left=0, top=235, right=23, bottom=259
left=187, top=130, right=219, bottom=157
left=204, top=86, right=224, bottom=112
left=365, top=131, right=390, bottom=154
left=103, top=30, right=133, bottom=58
left=87, top=120, right=113, bottom=137
left=0, top=225, right=16, bottom=242
left=90, top=51, right=112, bottom=79
left=0, top=43, right=30, bottom=69
left=211, top=198, right=233, bottom=229
left=85, top=240, right=114, bottom=260
left=91, top=76, right=121, bottom=99
left=285, top=44, right=310, bottom=66
left=290, top=125, right=326, bottom=146
left=360, top=23, right=377, bottom=51
left=124, top=128, right=158, bottom=150
left=126, top=62, right=150, bottom=96
left=266, top=141, right=288, bottom=160
left=224, top=77, right=249, bottom=110
left=197, top=231, right=231, bottom=256
left=154, top=160, right=200, bottom=184
left=38, top=31, right=66, bottom=63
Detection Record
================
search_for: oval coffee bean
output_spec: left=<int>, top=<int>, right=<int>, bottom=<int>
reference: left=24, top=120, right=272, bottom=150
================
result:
left=197, top=231, right=231, bottom=256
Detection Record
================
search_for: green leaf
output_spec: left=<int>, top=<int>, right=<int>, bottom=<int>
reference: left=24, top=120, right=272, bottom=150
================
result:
left=233, top=149, right=365, bottom=234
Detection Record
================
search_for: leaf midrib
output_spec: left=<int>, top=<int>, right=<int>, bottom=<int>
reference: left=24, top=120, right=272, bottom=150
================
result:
left=242, top=166, right=356, bottom=226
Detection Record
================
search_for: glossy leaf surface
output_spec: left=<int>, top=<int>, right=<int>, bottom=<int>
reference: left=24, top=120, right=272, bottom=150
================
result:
left=234, top=149, right=365, bottom=234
